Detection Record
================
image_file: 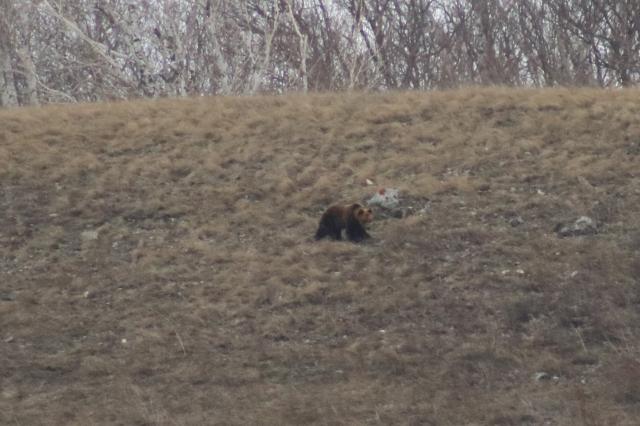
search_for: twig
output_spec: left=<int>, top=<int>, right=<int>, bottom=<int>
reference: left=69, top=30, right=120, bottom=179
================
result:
left=175, top=330, right=187, bottom=356
left=574, top=326, right=588, bottom=352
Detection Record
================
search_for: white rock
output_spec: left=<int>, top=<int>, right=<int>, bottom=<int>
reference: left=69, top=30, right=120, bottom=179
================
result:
left=81, top=230, right=99, bottom=241
left=534, top=372, right=550, bottom=381
left=368, top=188, right=400, bottom=209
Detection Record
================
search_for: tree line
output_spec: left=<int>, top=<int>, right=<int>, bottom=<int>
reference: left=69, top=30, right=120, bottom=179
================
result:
left=1, top=0, right=639, bottom=106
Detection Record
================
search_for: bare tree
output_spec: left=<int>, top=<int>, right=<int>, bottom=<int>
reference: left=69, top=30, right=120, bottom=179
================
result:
left=0, top=0, right=18, bottom=106
left=1, top=0, right=639, bottom=106
left=546, top=0, right=640, bottom=86
left=285, top=0, right=309, bottom=92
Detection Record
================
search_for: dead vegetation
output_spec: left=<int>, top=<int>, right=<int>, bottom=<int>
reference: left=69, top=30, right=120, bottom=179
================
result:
left=1, top=88, right=640, bottom=425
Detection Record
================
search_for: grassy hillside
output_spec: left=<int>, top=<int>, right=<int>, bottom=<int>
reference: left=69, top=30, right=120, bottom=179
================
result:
left=1, top=88, right=640, bottom=425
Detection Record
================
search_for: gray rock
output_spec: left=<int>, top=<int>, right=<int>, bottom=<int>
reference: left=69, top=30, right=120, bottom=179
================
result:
left=0, top=291, right=16, bottom=302
left=554, top=216, right=597, bottom=237
left=534, top=372, right=550, bottom=381
left=389, top=208, right=405, bottom=219
left=534, top=372, right=559, bottom=381
left=367, top=188, right=400, bottom=209
left=509, top=216, right=524, bottom=227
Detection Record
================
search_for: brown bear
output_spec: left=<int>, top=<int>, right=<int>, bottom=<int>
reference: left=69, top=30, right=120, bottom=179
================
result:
left=314, top=203, right=373, bottom=242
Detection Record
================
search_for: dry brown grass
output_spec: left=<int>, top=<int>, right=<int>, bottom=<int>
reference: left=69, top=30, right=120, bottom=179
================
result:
left=2, top=88, right=640, bottom=425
